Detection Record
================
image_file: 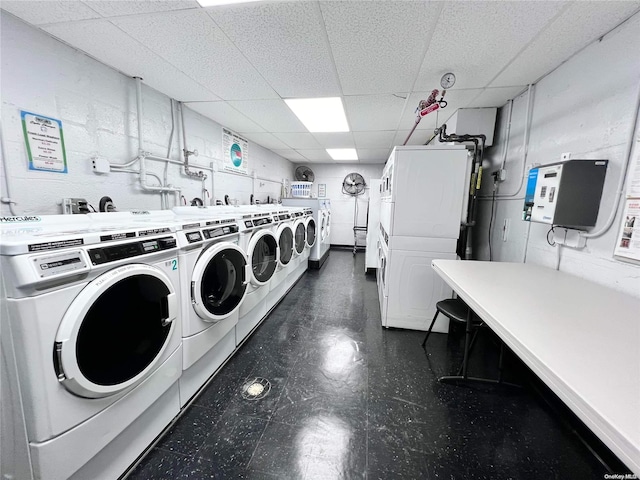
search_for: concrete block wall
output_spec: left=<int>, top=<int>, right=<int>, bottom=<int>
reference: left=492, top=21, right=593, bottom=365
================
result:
left=302, top=164, right=384, bottom=246
left=0, top=14, right=293, bottom=215
left=475, top=12, right=640, bottom=298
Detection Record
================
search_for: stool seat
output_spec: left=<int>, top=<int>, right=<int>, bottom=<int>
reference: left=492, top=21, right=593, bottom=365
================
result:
left=436, top=298, right=470, bottom=324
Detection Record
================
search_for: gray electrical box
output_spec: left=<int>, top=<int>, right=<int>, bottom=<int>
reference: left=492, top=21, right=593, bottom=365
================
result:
left=523, top=159, right=608, bottom=228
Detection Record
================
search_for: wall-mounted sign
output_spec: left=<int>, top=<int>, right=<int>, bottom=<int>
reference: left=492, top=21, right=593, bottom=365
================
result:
left=318, top=183, right=326, bottom=198
left=21, top=111, right=67, bottom=173
left=222, top=128, right=248, bottom=175
left=614, top=198, right=640, bottom=263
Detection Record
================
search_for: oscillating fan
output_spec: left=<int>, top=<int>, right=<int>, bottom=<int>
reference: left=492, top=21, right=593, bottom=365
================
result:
left=342, top=172, right=366, bottom=196
left=295, top=165, right=315, bottom=183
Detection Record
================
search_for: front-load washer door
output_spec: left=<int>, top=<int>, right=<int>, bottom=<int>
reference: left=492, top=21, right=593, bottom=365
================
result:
left=248, top=229, right=278, bottom=286
left=305, top=218, right=317, bottom=248
left=192, top=242, right=248, bottom=322
left=276, top=224, right=294, bottom=267
left=55, top=264, right=178, bottom=399
left=293, top=220, right=306, bottom=255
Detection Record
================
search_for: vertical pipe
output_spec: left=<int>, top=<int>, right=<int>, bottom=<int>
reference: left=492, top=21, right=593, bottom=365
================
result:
left=134, top=77, right=147, bottom=188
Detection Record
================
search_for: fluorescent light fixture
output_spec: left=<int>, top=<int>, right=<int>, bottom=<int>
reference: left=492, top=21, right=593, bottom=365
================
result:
left=284, top=97, right=349, bottom=133
left=197, top=0, right=262, bottom=7
left=326, top=148, right=358, bottom=161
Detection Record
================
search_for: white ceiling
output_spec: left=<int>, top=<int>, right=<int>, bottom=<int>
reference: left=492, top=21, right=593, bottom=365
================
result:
left=3, top=0, right=639, bottom=164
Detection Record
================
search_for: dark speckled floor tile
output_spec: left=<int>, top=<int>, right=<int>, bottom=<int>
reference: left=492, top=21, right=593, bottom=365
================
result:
left=155, top=405, right=223, bottom=455
left=197, top=412, right=268, bottom=469
left=127, top=447, right=189, bottom=480
left=126, top=251, right=617, bottom=480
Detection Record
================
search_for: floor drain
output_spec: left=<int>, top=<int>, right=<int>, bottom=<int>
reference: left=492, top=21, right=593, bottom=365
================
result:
left=241, top=377, right=271, bottom=401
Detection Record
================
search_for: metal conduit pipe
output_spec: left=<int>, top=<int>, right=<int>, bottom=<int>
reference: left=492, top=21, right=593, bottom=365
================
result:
left=179, top=102, right=208, bottom=181
left=0, top=125, right=17, bottom=215
left=581, top=78, right=640, bottom=239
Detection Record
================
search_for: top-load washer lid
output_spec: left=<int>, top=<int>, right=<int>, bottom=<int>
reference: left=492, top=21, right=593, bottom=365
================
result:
left=54, top=263, right=178, bottom=399
left=192, top=242, right=248, bottom=322
left=305, top=217, right=317, bottom=248
left=248, top=229, right=278, bottom=286
left=276, top=223, right=294, bottom=267
left=293, top=220, right=306, bottom=255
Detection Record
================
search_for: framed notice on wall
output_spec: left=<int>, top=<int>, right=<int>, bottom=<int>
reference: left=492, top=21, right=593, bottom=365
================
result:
left=318, top=184, right=326, bottom=198
left=222, top=128, right=248, bottom=175
left=21, top=111, right=67, bottom=173
left=614, top=198, right=640, bottom=264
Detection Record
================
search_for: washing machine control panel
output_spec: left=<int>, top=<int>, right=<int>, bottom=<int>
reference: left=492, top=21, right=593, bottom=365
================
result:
left=88, top=236, right=176, bottom=265
left=31, top=250, right=87, bottom=278
left=202, top=224, right=238, bottom=239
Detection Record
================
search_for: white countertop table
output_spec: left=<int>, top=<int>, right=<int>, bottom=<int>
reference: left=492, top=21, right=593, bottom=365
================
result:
left=431, top=260, right=640, bottom=476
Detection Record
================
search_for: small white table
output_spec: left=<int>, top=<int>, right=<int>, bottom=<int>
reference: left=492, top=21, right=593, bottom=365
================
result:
left=431, top=260, right=640, bottom=476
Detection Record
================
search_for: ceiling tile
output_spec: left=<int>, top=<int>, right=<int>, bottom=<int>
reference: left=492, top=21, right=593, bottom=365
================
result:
left=43, top=20, right=219, bottom=102
left=208, top=2, right=340, bottom=98
left=397, top=89, right=482, bottom=133
left=312, top=133, right=355, bottom=149
left=353, top=131, right=396, bottom=149
left=344, top=94, right=408, bottom=131
left=273, top=133, right=323, bottom=150
left=357, top=149, right=391, bottom=163
left=83, top=1, right=199, bottom=17
left=415, top=1, right=568, bottom=90
left=467, top=87, right=526, bottom=108
left=272, top=149, right=307, bottom=162
left=2, top=1, right=100, bottom=25
left=297, top=150, right=333, bottom=162
left=239, top=132, right=291, bottom=151
left=228, top=100, right=306, bottom=133
left=321, top=1, right=441, bottom=95
left=112, top=10, right=278, bottom=100
left=186, top=102, right=265, bottom=133
left=491, top=2, right=640, bottom=87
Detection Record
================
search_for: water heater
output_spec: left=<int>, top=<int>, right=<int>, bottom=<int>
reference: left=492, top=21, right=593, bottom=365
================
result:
left=523, top=159, right=608, bottom=228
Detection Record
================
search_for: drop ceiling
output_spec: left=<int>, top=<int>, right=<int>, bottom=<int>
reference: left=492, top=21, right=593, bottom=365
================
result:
left=3, top=0, right=639, bottom=164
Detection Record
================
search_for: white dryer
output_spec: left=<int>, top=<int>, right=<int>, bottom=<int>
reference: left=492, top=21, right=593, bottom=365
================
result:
left=0, top=215, right=182, bottom=480
left=235, top=210, right=279, bottom=345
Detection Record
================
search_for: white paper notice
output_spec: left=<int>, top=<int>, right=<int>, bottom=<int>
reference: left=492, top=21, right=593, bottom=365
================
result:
left=628, top=138, right=640, bottom=197
left=614, top=198, right=640, bottom=263
left=21, top=111, right=67, bottom=173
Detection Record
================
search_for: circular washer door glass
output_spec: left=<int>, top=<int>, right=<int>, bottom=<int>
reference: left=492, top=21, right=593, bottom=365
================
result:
left=76, top=274, right=171, bottom=386
left=294, top=223, right=306, bottom=254
left=306, top=219, right=316, bottom=247
left=252, top=233, right=277, bottom=282
left=201, top=248, right=247, bottom=316
left=279, top=227, right=294, bottom=265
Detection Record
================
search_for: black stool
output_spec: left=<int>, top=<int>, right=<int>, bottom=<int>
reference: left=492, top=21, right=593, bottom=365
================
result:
left=422, top=298, right=483, bottom=350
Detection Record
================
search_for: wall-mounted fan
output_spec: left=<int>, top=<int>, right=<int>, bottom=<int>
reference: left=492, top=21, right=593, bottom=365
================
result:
left=342, top=172, right=366, bottom=196
left=295, top=165, right=315, bottom=183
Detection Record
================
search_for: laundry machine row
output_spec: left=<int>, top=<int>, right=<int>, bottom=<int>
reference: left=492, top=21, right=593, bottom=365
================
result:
left=0, top=205, right=310, bottom=480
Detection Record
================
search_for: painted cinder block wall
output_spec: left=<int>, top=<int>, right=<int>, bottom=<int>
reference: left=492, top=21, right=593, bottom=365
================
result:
left=305, top=163, right=384, bottom=246
left=475, top=12, right=640, bottom=298
left=0, top=13, right=293, bottom=215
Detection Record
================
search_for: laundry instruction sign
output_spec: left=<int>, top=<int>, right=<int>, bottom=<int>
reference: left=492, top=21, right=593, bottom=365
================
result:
left=21, top=111, right=68, bottom=173
left=222, top=128, right=248, bottom=174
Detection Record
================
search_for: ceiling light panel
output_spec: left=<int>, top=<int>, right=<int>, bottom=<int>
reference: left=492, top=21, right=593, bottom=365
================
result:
left=326, top=148, right=358, bottom=161
left=284, top=97, right=349, bottom=133
left=197, top=0, right=262, bottom=7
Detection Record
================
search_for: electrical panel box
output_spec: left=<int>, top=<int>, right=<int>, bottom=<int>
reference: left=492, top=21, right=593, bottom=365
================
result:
left=522, top=159, right=608, bottom=228
left=444, top=108, right=497, bottom=146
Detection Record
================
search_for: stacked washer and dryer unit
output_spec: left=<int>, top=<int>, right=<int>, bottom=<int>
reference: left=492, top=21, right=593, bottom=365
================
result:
left=377, top=145, right=469, bottom=333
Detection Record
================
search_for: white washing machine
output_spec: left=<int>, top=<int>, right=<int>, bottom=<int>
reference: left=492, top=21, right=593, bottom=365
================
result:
left=0, top=215, right=182, bottom=480
left=171, top=209, right=249, bottom=405
left=265, top=208, right=295, bottom=312
left=285, top=208, right=310, bottom=286
left=235, top=210, right=279, bottom=345
left=282, top=199, right=326, bottom=268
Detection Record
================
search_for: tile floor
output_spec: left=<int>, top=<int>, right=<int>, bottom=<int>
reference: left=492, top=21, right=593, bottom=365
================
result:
left=127, top=250, right=611, bottom=479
